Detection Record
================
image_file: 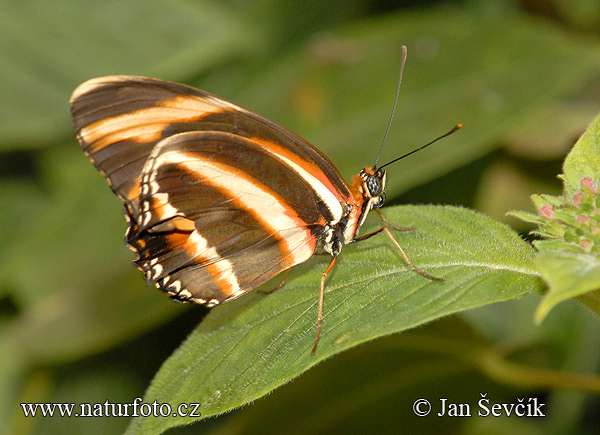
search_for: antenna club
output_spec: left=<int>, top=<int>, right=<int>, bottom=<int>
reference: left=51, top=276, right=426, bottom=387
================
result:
left=377, top=122, right=462, bottom=170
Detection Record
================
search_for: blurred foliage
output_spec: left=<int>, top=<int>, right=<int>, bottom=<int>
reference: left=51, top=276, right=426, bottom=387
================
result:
left=1, top=0, right=599, bottom=434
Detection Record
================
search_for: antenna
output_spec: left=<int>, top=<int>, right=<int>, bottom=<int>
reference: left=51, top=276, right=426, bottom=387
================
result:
left=378, top=123, right=462, bottom=170
left=373, top=45, right=407, bottom=170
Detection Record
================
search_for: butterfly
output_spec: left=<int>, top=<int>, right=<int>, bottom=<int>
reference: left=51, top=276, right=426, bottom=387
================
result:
left=70, top=48, right=456, bottom=355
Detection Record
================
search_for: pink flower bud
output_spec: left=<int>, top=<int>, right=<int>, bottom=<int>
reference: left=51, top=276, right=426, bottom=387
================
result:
left=540, top=204, right=554, bottom=217
left=581, top=177, right=596, bottom=193
left=577, top=215, right=590, bottom=224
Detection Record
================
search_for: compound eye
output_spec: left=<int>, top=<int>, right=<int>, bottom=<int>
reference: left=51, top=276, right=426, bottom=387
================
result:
left=366, top=175, right=383, bottom=197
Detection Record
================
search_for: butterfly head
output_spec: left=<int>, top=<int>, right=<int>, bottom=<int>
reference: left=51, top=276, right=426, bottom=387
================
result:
left=358, top=167, right=387, bottom=208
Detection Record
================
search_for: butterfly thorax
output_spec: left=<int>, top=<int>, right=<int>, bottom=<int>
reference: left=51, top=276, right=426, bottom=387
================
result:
left=318, top=167, right=387, bottom=257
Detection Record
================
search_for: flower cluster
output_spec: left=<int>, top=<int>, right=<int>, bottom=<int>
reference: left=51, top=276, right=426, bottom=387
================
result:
left=531, top=177, right=600, bottom=255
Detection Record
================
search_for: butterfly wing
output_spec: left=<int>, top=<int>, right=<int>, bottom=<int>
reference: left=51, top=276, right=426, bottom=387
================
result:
left=70, top=76, right=356, bottom=304
left=70, top=76, right=351, bottom=218
left=130, top=130, right=329, bottom=304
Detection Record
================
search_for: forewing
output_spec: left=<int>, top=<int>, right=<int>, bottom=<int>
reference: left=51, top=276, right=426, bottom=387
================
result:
left=70, top=75, right=351, bottom=218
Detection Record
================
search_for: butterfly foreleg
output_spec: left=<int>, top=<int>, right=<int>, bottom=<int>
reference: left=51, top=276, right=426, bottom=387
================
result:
left=354, top=210, right=444, bottom=283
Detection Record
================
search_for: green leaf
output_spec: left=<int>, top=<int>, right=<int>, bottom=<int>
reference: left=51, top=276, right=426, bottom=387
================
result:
left=535, top=251, right=600, bottom=323
left=212, top=317, right=499, bottom=435
left=506, top=210, right=545, bottom=226
left=126, top=205, right=542, bottom=434
left=562, top=112, right=600, bottom=197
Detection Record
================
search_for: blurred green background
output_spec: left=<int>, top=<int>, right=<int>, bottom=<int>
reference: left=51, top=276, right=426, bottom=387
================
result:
left=1, top=0, right=599, bottom=433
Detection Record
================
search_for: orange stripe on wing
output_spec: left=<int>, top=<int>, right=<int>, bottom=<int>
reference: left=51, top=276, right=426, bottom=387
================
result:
left=144, top=145, right=317, bottom=269
left=249, top=137, right=357, bottom=223
left=79, top=107, right=220, bottom=155
left=125, top=175, right=141, bottom=204
left=178, top=151, right=317, bottom=268
left=72, top=79, right=227, bottom=154
left=138, top=222, right=242, bottom=300
left=183, top=229, right=240, bottom=298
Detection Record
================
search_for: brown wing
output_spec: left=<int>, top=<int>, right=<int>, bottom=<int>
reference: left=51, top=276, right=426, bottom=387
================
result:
left=70, top=76, right=357, bottom=304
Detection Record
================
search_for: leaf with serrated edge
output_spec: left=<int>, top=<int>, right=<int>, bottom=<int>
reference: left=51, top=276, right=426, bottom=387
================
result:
left=125, top=205, right=542, bottom=434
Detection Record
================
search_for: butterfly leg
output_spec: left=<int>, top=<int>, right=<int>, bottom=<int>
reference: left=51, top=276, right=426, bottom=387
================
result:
left=257, top=268, right=293, bottom=295
left=354, top=223, right=444, bottom=283
left=376, top=208, right=414, bottom=231
left=311, top=255, right=337, bottom=356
